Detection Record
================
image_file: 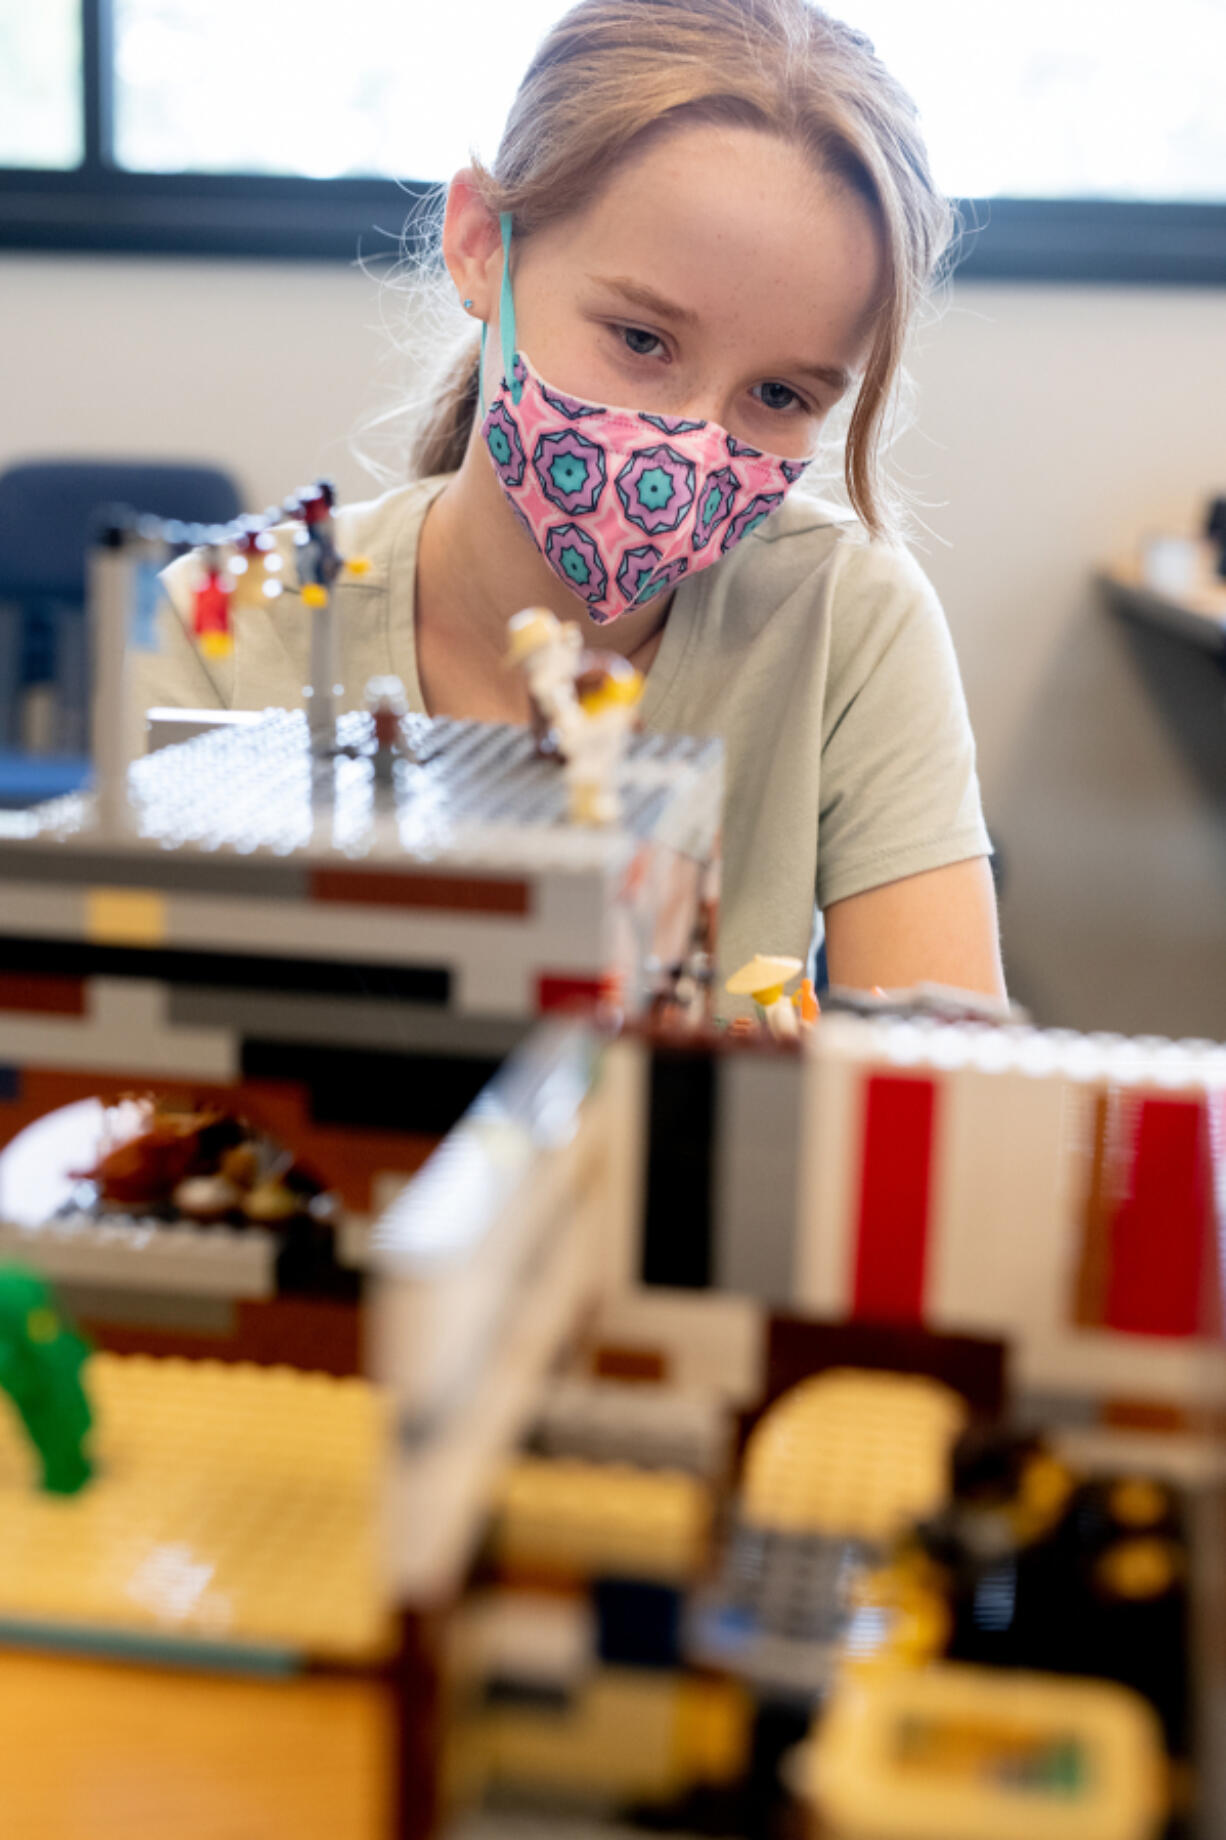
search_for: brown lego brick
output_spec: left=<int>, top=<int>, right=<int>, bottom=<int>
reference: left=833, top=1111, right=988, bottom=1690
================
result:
left=0, top=972, right=87, bottom=1015
left=1101, top=1398, right=1194, bottom=1435
left=310, top=869, right=531, bottom=915
left=392, top=1608, right=449, bottom=1840
left=1074, top=1088, right=1116, bottom=1329
left=592, top=1342, right=670, bottom=1383
left=763, top=1313, right=1008, bottom=1421
left=80, top=1296, right=363, bottom=1378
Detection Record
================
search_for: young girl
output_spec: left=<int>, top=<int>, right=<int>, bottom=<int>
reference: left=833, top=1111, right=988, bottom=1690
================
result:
left=140, top=0, right=1005, bottom=1006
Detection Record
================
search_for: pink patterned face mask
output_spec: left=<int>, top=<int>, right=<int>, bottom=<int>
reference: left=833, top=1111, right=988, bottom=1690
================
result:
left=479, top=214, right=811, bottom=626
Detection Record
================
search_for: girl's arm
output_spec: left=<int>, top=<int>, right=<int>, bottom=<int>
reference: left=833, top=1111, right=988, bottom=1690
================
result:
left=823, top=855, right=1006, bottom=999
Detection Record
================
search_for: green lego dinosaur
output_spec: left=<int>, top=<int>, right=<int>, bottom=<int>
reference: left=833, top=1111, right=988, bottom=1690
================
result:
left=0, top=1266, right=93, bottom=1494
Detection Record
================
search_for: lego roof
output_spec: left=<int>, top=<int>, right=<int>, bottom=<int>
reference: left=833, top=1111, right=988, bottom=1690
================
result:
left=0, top=708, right=723, bottom=883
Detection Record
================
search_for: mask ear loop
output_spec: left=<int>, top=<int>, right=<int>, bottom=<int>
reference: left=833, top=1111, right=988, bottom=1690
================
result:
left=499, top=211, right=523, bottom=405
left=477, top=213, right=521, bottom=418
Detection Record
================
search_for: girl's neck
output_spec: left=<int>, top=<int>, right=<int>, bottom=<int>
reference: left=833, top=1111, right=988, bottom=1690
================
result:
left=414, top=434, right=670, bottom=721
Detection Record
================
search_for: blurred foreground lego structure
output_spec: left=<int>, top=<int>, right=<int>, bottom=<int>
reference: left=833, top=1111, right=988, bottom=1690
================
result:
left=0, top=502, right=1222, bottom=1838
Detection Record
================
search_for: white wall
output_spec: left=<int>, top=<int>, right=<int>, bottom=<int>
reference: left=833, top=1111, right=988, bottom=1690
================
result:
left=3, top=253, right=1225, bottom=1029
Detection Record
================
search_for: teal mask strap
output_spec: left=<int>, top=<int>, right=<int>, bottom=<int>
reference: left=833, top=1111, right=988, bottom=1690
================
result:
left=499, top=211, right=523, bottom=405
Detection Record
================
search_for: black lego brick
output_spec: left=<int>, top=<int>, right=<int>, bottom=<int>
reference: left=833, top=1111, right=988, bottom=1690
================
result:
left=0, top=935, right=451, bottom=1006
left=640, top=1045, right=716, bottom=1290
left=240, top=1039, right=502, bottom=1136
left=593, top=1577, right=684, bottom=1670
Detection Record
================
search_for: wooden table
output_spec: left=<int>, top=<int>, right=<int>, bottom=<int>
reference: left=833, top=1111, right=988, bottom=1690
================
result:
left=0, top=1651, right=389, bottom=1839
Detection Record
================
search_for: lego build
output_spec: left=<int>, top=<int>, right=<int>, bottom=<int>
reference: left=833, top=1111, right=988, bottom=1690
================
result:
left=0, top=490, right=1222, bottom=1840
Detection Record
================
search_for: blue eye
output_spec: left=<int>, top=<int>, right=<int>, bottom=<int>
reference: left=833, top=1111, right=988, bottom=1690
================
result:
left=754, top=380, right=802, bottom=413
left=621, top=326, right=664, bottom=358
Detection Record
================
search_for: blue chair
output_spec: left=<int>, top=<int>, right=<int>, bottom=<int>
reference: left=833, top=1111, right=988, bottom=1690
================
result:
left=0, top=459, right=243, bottom=761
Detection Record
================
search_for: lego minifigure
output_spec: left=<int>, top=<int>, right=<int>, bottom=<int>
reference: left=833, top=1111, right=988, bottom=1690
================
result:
left=562, top=652, right=644, bottom=824
left=228, top=514, right=284, bottom=610
left=364, top=674, right=409, bottom=785
left=190, top=544, right=234, bottom=660
left=505, top=606, right=585, bottom=757
left=726, top=954, right=805, bottom=1039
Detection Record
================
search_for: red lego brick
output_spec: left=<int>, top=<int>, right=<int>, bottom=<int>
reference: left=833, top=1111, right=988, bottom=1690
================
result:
left=851, top=1073, right=938, bottom=1325
left=1103, top=1094, right=1217, bottom=1339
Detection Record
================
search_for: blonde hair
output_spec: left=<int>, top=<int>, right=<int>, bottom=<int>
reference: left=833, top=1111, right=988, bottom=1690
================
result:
left=388, top=0, right=954, bottom=539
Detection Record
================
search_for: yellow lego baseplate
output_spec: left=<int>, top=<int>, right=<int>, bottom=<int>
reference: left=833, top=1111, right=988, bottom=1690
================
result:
left=0, top=1353, right=392, bottom=1666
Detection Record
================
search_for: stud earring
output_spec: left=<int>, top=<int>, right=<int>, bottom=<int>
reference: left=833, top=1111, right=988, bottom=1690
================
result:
left=462, top=297, right=474, bottom=311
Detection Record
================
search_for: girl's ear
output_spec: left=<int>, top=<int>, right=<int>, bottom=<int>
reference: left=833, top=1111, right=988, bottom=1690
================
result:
left=443, top=169, right=504, bottom=322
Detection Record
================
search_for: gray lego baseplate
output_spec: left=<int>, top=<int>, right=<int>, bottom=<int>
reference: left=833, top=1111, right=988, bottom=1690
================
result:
left=1, top=709, right=723, bottom=879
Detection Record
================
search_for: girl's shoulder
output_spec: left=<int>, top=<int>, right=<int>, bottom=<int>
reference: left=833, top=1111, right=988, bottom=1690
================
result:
left=706, top=485, right=940, bottom=634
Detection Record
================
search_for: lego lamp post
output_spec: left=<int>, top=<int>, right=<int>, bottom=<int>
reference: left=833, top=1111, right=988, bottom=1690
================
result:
left=291, top=482, right=369, bottom=752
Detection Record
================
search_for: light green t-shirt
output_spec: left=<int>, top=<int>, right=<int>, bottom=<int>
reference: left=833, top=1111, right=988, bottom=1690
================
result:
left=137, top=476, right=991, bottom=988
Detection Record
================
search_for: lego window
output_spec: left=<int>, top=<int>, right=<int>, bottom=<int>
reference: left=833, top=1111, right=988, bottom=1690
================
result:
left=0, top=2, right=83, bottom=170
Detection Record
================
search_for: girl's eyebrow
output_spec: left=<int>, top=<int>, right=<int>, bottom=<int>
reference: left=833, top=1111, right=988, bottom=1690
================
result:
left=794, top=360, right=853, bottom=395
left=590, top=273, right=851, bottom=395
left=590, top=274, right=700, bottom=326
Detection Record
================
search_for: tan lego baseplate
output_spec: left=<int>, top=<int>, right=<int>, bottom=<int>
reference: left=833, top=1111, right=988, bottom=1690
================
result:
left=0, top=1353, right=392, bottom=1664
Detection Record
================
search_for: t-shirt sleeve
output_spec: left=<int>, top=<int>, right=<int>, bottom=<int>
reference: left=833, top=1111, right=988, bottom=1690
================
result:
left=126, top=552, right=232, bottom=721
left=816, top=538, right=992, bottom=911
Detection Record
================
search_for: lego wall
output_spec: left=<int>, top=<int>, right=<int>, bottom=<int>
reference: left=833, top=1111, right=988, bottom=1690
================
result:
left=3, top=253, right=1224, bottom=1034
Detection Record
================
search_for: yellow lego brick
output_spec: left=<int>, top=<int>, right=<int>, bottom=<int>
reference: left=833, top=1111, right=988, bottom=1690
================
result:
left=0, top=1354, right=392, bottom=1664
left=491, top=1457, right=712, bottom=1582
left=86, top=886, right=168, bottom=946
left=741, top=1368, right=966, bottom=1542
left=808, top=1661, right=1168, bottom=1840
left=486, top=1667, right=686, bottom=1798
left=674, top=1674, right=753, bottom=1787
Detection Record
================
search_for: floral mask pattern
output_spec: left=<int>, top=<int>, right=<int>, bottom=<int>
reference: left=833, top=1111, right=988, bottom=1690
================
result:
left=479, top=214, right=811, bottom=625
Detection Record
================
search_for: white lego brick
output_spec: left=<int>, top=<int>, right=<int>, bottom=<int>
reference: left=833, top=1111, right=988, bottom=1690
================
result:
left=373, top=1150, right=569, bottom=1424
left=534, top=869, right=618, bottom=960
left=926, top=1060, right=1084, bottom=1341
left=590, top=1287, right=766, bottom=1405
left=714, top=1049, right=805, bottom=1302
left=467, top=1588, right=595, bottom=1692
left=453, top=956, right=538, bottom=1019
left=0, top=980, right=237, bottom=1080
left=145, top=707, right=266, bottom=753
left=0, top=1212, right=274, bottom=1296
left=384, top=1164, right=600, bottom=1601
left=0, top=879, right=88, bottom=938
left=586, top=1033, right=649, bottom=1296
left=793, top=1030, right=861, bottom=1313
left=369, top=1026, right=609, bottom=1417
left=1016, top=1328, right=1226, bottom=1408
left=532, top=1377, right=729, bottom=1477
left=1051, top=1425, right=1226, bottom=1487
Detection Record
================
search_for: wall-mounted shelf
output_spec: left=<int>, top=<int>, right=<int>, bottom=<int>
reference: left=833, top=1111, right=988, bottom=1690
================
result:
left=1098, top=564, right=1226, bottom=657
